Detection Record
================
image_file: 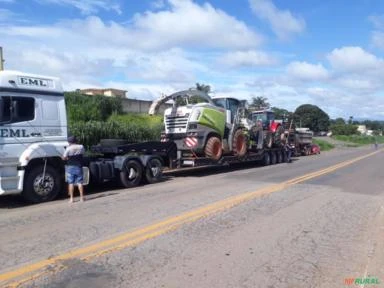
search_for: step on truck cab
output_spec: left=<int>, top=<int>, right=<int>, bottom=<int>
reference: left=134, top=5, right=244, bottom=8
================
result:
left=0, top=70, right=68, bottom=202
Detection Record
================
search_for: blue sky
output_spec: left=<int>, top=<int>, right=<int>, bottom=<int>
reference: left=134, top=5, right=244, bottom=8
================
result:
left=1, top=0, right=384, bottom=119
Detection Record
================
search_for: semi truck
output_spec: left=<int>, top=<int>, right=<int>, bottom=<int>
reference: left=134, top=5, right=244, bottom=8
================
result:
left=0, top=70, right=176, bottom=203
left=149, top=89, right=290, bottom=168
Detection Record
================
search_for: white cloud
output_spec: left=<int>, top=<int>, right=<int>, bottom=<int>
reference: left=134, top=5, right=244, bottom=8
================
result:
left=249, top=0, right=305, bottom=40
left=151, top=0, right=166, bottom=9
left=124, top=48, right=209, bottom=82
left=286, top=61, right=329, bottom=81
left=131, top=0, right=263, bottom=50
left=0, top=8, right=15, bottom=21
left=36, top=0, right=122, bottom=15
left=371, top=31, right=384, bottom=50
left=327, top=46, right=383, bottom=72
left=369, top=14, right=384, bottom=30
left=218, top=50, right=277, bottom=68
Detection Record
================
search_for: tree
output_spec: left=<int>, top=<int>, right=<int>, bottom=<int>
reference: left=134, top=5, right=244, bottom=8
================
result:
left=294, top=104, right=330, bottom=132
left=250, top=96, right=270, bottom=110
left=271, top=107, right=293, bottom=121
left=333, top=117, right=346, bottom=125
left=196, top=82, right=211, bottom=93
left=329, top=124, right=359, bottom=135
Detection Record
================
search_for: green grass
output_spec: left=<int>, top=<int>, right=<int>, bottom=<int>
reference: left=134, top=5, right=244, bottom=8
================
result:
left=313, top=138, right=335, bottom=151
left=69, top=113, right=164, bottom=148
left=333, top=135, right=384, bottom=145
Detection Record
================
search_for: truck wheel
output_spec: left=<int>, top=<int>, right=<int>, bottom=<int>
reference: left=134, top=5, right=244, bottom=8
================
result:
left=120, top=160, right=143, bottom=188
left=276, top=150, right=283, bottom=163
left=205, top=136, right=223, bottom=161
left=270, top=151, right=277, bottom=165
left=232, top=129, right=247, bottom=157
left=22, top=165, right=62, bottom=203
left=145, top=158, right=163, bottom=184
left=262, top=152, right=271, bottom=166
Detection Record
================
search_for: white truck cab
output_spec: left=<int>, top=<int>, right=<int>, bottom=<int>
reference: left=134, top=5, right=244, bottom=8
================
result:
left=0, top=70, right=68, bottom=202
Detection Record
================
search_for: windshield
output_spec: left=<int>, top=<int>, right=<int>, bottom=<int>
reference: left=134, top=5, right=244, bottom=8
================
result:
left=252, top=112, right=267, bottom=122
left=212, top=98, right=226, bottom=109
left=174, top=94, right=210, bottom=106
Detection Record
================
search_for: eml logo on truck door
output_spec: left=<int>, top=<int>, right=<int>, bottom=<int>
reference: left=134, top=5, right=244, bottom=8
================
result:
left=18, top=76, right=53, bottom=88
left=0, top=129, right=29, bottom=137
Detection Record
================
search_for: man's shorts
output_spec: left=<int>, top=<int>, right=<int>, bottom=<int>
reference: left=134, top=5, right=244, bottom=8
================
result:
left=66, top=165, right=83, bottom=184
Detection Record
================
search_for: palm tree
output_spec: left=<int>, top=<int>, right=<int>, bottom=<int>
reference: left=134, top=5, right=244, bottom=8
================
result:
left=196, top=82, right=211, bottom=93
left=250, top=96, right=270, bottom=110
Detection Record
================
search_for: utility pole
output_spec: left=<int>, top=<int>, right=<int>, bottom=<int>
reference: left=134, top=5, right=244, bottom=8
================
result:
left=0, top=47, right=4, bottom=71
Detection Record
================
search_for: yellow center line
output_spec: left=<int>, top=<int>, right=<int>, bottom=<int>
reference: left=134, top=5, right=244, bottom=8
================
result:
left=1, top=149, right=382, bottom=287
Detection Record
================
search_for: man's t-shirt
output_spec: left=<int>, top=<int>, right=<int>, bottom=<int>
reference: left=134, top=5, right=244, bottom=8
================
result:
left=63, top=144, right=84, bottom=167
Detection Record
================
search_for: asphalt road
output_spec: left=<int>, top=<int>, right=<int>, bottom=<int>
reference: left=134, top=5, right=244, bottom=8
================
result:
left=0, top=146, right=383, bottom=288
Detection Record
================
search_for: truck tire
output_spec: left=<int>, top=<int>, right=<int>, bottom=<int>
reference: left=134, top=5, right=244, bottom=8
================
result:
left=232, top=129, right=247, bottom=157
left=22, top=165, right=62, bottom=203
left=204, top=136, right=223, bottom=161
left=270, top=151, right=277, bottom=165
left=145, top=158, right=163, bottom=184
left=120, top=160, right=143, bottom=188
left=276, top=150, right=283, bottom=163
left=262, top=152, right=271, bottom=166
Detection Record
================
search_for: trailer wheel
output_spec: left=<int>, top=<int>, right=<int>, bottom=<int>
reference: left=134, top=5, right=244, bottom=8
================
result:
left=262, top=152, right=271, bottom=166
left=22, top=165, right=62, bottom=203
left=276, top=150, right=283, bottom=163
left=145, top=158, right=163, bottom=184
left=232, top=129, right=247, bottom=157
left=120, top=160, right=143, bottom=188
left=205, top=136, right=223, bottom=161
left=282, top=150, right=288, bottom=163
left=270, top=151, right=277, bottom=165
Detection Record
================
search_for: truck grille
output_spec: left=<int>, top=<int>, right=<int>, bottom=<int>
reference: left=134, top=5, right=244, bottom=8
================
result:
left=165, top=115, right=188, bottom=131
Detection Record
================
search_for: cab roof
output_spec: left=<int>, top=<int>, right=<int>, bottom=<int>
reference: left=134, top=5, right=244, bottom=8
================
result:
left=0, top=70, right=63, bottom=95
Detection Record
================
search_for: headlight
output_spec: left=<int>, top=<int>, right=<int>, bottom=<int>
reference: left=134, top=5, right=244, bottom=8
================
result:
left=189, top=109, right=201, bottom=121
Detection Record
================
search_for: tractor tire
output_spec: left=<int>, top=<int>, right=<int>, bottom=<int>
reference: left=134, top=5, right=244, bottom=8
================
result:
left=144, top=158, right=163, bottom=184
left=232, top=129, right=247, bottom=157
left=273, top=126, right=285, bottom=147
left=204, top=136, right=223, bottom=161
left=265, top=133, right=273, bottom=148
left=22, top=165, right=62, bottom=203
left=120, top=160, right=143, bottom=188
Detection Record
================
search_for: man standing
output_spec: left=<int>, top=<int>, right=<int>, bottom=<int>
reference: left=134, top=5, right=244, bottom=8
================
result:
left=62, top=136, right=85, bottom=203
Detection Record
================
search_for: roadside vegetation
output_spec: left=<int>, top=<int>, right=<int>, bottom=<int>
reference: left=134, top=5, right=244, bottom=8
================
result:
left=333, top=135, right=384, bottom=146
left=65, top=92, right=164, bottom=148
left=313, top=139, right=335, bottom=151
